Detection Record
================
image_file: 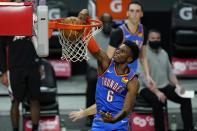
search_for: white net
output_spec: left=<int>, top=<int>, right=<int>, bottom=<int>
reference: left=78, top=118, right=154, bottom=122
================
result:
left=58, top=25, right=102, bottom=62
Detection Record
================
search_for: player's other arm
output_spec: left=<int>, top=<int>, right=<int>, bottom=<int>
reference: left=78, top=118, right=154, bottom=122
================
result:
left=140, top=45, right=149, bottom=76
left=69, top=104, right=97, bottom=122
left=99, top=77, right=139, bottom=123
left=115, top=77, right=139, bottom=121
left=141, top=26, right=156, bottom=88
left=107, top=28, right=123, bottom=58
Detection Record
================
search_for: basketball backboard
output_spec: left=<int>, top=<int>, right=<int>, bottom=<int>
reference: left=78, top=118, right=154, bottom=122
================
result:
left=0, top=2, right=49, bottom=57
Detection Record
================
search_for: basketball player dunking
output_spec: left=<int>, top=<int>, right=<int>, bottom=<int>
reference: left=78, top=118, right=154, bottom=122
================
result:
left=70, top=37, right=140, bottom=130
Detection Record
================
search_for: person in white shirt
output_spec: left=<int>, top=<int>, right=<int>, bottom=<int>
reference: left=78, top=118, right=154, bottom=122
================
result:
left=139, top=29, right=193, bottom=131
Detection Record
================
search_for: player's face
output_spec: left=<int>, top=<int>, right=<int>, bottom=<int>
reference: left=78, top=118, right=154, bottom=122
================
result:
left=148, top=32, right=161, bottom=42
left=127, top=4, right=143, bottom=24
left=114, top=44, right=132, bottom=64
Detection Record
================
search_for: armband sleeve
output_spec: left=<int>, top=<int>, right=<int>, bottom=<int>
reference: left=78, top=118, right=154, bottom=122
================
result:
left=87, top=37, right=99, bottom=54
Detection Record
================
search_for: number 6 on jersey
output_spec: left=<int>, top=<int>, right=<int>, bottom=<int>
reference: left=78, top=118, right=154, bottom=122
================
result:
left=107, top=90, right=114, bottom=102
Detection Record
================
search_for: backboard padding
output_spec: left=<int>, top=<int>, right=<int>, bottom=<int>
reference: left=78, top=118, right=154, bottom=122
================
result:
left=0, top=2, right=33, bottom=36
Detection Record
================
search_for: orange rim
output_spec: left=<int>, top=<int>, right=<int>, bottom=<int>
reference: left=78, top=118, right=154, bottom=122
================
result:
left=49, top=18, right=102, bottom=30
left=48, top=18, right=102, bottom=38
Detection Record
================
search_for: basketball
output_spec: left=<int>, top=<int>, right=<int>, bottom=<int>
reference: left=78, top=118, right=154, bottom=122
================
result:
left=61, top=17, right=84, bottom=42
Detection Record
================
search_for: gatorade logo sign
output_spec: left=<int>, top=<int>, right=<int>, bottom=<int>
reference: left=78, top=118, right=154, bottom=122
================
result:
left=110, top=0, right=122, bottom=13
left=179, top=7, right=193, bottom=20
left=95, top=0, right=131, bottom=20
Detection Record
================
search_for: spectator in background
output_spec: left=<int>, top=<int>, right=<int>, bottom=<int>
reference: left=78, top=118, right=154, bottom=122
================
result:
left=0, top=35, right=41, bottom=131
left=86, top=12, right=114, bottom=126
left=107, top=0, right=155, bottom=87
left=139, top=29, right=193, bottom=131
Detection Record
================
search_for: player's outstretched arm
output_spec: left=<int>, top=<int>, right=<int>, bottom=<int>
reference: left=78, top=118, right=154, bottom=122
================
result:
left=87, top=37, right=111, bottom=72
left=107, top=45, right=116, bottom=58
left=98, top=77, right=140, bottom=123
left=69, top=104, right=97, bottom=122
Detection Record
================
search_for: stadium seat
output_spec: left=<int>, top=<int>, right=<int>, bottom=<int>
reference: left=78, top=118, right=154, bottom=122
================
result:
left=175, top=30, right=197, bottom=45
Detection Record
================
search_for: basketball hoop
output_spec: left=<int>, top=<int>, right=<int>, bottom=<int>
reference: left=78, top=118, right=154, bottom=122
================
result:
left=48, top=18, right=102, bottom=62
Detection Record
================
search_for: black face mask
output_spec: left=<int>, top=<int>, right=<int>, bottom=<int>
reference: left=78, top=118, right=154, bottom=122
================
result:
left=149, top=41, right=161, bottom=49
left=102, top=24, right=112, bottom=35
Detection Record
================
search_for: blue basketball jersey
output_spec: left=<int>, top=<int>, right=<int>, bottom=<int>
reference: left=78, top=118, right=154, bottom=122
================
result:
left=119, top=24, right=144, bottom=72
left=92, top=59, right=136, bottom=131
